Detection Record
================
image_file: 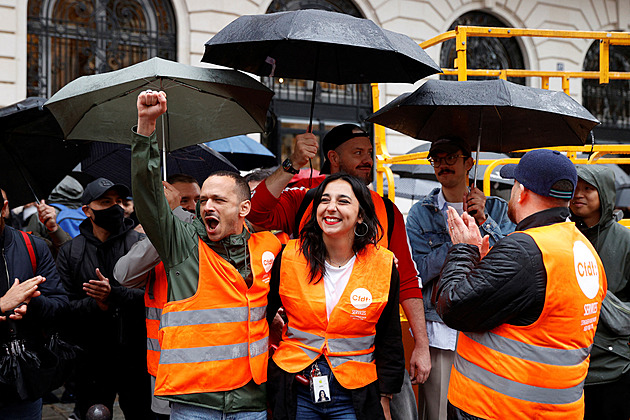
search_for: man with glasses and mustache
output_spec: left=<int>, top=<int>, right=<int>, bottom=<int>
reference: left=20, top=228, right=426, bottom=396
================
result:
left=405, top=137, right=514, bottom=420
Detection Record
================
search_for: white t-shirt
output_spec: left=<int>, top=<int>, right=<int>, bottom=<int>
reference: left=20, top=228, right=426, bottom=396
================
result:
left=323, top=256, right=357, bottom=320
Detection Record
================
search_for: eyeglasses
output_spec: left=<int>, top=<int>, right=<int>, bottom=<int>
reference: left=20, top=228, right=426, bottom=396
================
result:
left=428, top=155, right=466, bottom=168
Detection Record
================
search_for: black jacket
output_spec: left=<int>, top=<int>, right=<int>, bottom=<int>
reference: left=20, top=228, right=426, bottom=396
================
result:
left=266, top=249, right=404, bottom=420
left=436, top=207, right=570, bottom=420
left=0, top=225, right=69, bottom=404
left=56, top=217, right=145, bottom=353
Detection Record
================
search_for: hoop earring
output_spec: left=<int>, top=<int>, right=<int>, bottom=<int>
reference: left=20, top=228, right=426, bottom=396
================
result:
left=354, top=222, right=368, bottom=237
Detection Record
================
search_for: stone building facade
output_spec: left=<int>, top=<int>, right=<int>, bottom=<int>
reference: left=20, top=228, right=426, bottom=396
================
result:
left=1, top=0, right=629, bottom=157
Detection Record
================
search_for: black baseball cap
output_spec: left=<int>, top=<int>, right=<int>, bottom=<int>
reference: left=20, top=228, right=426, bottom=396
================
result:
left=500, top=149, right=577, bottom=199
left=81, top=178, right=130, bottom=205
left=428, top=137, right=471, bottom=158
left=320, top=124, right=370, bottom=174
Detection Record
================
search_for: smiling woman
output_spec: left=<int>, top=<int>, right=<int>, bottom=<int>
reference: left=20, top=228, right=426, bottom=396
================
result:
left=266, top=173, right=405, bottom=420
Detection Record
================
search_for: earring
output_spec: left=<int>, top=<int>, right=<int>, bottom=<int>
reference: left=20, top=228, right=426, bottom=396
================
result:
left=354, top=221, right=368, bottom=237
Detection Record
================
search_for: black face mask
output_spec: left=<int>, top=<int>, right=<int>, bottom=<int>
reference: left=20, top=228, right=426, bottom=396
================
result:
left=90, top=205, right=124, bottom=233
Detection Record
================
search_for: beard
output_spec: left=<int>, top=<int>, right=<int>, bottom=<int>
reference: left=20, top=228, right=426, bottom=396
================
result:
left=507, top=199, right=517, bottom=224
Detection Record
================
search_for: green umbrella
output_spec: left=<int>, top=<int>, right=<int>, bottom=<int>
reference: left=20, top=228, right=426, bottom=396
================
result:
left=45, top=57, right=274, bottom=152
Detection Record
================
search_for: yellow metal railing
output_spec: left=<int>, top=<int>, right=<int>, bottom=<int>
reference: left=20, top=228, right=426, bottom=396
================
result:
left=373, top=26, right=630, bottom=203
left=420, top=26, right=630, bottom=90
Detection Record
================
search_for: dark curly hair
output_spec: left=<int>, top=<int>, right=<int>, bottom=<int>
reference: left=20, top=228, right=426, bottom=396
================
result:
left=299, top=173, right=383, bottom=283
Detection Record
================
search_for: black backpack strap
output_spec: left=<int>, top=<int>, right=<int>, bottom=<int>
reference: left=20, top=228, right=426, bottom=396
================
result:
left=381, top=196, right=395, bottom=245
left=294, top=189, right=318, bottom=237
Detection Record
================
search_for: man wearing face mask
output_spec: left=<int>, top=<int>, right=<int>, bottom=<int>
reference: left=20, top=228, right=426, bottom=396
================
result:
left=56, top=178, right=152, bottom=420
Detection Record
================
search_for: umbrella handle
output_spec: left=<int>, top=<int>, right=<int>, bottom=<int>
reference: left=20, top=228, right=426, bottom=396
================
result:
left=162, top=112, right=168, bottom=182
left=469, top=112, right=484, bottom=217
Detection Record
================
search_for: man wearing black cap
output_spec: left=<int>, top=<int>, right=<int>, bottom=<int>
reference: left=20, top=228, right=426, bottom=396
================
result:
left=405, top=137, right=514, bottom=420
left=56, top=177, right=152, bottom=420
left=248, top=124, right=430, bottom=419
left=436, top=149, right=607, bottom=419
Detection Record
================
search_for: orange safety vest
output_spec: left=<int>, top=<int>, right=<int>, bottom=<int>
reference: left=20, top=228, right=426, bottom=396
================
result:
left=448, top=222, right=607, bottom=419
left=273, top=240, right=393, bottom=389
left=144, top=262, right=168, bottom=377
left=298, top=190, right=389, bottom=247
left=154, top=231, right=282, bottom=396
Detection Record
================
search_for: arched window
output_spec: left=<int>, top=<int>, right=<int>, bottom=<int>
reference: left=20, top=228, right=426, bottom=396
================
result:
left=262, top=0, right=373, bottom=168
left=27, top=0, right=177, bottom=98
left=582, top=41, right=630, bottom=133
left=440, top=11, right=526, bottom=85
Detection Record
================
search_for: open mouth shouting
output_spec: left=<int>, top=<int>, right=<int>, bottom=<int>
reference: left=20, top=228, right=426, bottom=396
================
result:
left=205, top=214, right=220, bottom=233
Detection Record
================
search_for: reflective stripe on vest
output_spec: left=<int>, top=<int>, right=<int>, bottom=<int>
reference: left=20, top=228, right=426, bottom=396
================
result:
left=454, top=353, right=585, bottom=405
left=160, top=336, right=269, bottom=364
left=154, top=231, right=281, bottom=396
left=147, top=337, right=160, bottom=353
left=273, top=240, right=393, bottom=389
left=285, top=326, right=375, bottom=353
left=448, top=222, right=606, bottom=419
left=298, top=190, right=389, bottom=248
left=463, top=331, right=592, bottom=367
left=146, top=307, right=162, bottom=321
left=145, top=263, right=168, bottom=377
left=161, top=306, right=267, bottom=327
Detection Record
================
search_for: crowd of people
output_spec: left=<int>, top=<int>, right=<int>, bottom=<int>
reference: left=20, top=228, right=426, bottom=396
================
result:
left=0, top=87, right=627, bottom=420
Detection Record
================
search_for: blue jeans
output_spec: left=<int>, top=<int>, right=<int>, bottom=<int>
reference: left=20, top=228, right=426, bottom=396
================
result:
left=0, top=398, right=42, bottom=420
left=296, top=359, right=357, bottom=420
left=170, top=403, right=267, bottom=420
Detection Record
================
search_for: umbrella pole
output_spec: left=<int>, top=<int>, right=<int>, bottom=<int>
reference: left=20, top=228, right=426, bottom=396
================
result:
left=161, top=112, right=167, bottom=182
left=2, top=143, right=41, bottom=205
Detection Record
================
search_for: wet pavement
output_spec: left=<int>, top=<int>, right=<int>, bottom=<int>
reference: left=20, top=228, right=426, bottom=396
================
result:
left=42, top=387, right=124, bottom=420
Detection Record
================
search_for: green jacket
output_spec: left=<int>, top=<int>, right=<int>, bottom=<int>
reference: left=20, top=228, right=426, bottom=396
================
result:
left=573, top=165, right=630, bottom=385
left=130, top=129, right=266, bottom=412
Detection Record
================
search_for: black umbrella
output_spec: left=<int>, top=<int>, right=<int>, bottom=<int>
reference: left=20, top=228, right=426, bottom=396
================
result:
left=80, top=141, right=238, bottom=190
left=202, top=9, right=441, bottom=130
left=0, top=98, right=89, bottom=207
left=0, top=321, right=58, bottom=400
left=368, top=79, right=599, bottom=152
left=367, top=79, right=600, bottom=183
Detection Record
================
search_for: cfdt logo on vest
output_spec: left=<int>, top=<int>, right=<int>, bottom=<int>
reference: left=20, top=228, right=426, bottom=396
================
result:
left=573, top=241, right=599, bottom=299
left=350, top=288, right=372, bottom=310
left=262, top=251, right=275, bottom=273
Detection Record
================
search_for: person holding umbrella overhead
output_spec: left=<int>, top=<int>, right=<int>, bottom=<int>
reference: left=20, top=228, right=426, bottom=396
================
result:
left=248, top=125, right=430, bottom=419
left=131, top=90, right=283, bottom=420
left=405, top=137, right=514, bottom=420
left=436, top=150, right=606, bottom=419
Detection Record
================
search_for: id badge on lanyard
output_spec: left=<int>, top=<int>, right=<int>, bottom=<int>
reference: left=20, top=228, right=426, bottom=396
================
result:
left=310, top=363, right=331, bottom=403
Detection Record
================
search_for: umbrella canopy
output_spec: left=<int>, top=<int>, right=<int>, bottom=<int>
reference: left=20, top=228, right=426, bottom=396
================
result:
left=0, top=97, right=89, bottom=207
left=391, top=143, right=513, bottom=186
left=202, top=9, right=441, bottom=85
left=81, top=142, right=238, bottom=190
left=208, top=135, right=276, bottom=170
left=45, top=57, right=274, bottom=152
left=367, top=79, right=600, bottom=153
